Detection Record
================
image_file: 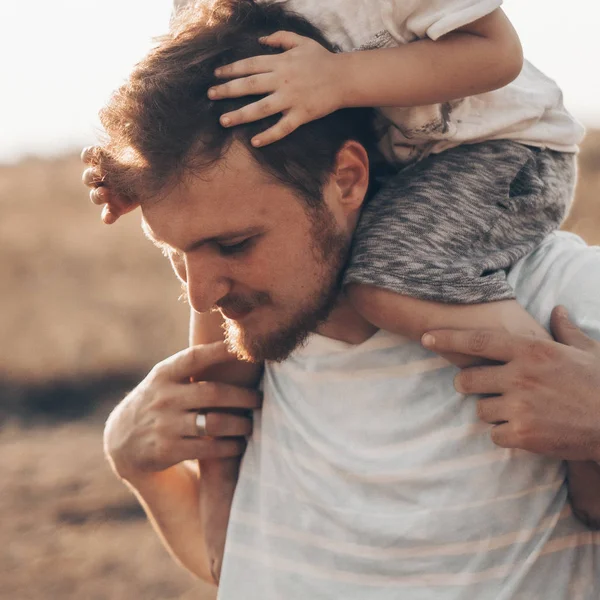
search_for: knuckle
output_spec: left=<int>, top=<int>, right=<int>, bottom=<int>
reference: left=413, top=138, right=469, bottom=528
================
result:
left=490, top=427, right=509, bottom=448
left=512, top=370, right=539, bottom=392
left=524, top=340, right=556, bottom=364
left=456, top=370, right=473, bottom=393
left=151, top=388, right=171, bottom=411
left=260, top=99, right=274, bottom=116
left=512, top=417, right=535, bottom=445
left=198, top=381, right=219, bottom=406
left=183, top=346, right=201, bottom=373
left=507, top=396, right=531, bottom=420
left=468, top=331, right=491, bottom=354
left=282, top=120, right=296, bottom=135
left=149, top=361, right=166, bottom=382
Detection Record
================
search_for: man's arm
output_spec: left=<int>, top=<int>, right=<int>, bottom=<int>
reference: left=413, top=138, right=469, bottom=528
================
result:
left=422, top=306, right=600, bottom=528
left=115, top=462, right=213, bottom=582
left=103, top=343, right=261, bottom=583
left=189, top=309, right=262, bottom=583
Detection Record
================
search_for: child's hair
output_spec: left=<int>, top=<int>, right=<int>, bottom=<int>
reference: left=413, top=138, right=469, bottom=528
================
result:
left=93, top=0, right=376, bottom=208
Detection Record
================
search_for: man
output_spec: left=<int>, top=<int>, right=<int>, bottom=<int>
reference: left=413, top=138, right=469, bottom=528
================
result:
left=90, top=2, right=600, bottom=598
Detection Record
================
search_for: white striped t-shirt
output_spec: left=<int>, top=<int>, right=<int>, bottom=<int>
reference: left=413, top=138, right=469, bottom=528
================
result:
left=218, top=232, right=600, bottom=600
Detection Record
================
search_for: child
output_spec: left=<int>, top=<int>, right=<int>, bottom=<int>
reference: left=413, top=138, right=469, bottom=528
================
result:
left=83, top=0, right=583, bottom=581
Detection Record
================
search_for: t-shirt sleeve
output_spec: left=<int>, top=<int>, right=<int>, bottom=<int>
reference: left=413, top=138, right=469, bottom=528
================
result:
left=397, top=0, right=503, bottom=41
left=509, top=233, right=600, bottom=342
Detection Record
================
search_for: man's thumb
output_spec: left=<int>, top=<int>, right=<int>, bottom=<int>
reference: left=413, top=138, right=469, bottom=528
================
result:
left=550, top=306, right=596, bottom=351
left=161, top=342, right=234, bottom=382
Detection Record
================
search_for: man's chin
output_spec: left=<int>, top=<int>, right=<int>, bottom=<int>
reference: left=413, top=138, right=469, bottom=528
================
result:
left=222, top=319, right=312, bottom=363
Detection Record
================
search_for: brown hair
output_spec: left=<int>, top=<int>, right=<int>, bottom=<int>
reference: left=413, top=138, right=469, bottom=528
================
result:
left=93, top=0, right=375, bottom=208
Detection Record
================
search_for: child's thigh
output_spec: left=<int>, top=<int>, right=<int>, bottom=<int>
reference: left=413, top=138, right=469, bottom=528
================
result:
left=344, top=141, right=575, bottom=304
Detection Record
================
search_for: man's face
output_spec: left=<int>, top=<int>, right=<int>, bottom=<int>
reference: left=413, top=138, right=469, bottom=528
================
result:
left=141, top=144, right=353, bottom=362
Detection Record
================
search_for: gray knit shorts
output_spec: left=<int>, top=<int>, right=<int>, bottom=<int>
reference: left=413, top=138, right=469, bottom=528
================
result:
left=344, top=140, right=577, bottom=303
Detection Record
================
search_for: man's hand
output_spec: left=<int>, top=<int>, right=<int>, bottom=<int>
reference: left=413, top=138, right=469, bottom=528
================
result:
left=421, top=306, right=600, bottom=462
left=208, top=31, right=341, bottom=147
left=81, top=146, right=138, bottom=225
left=104, top=342, right=261, bottom=481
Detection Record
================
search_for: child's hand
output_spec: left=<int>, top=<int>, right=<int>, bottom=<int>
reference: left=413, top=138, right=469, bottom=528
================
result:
left=208, top=31, right=341, bottom=147
left=81, top=146, right=139, bottom=224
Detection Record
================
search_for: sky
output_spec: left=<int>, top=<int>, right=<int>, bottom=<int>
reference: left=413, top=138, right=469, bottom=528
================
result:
left=1, top=0, right=599, bottom=164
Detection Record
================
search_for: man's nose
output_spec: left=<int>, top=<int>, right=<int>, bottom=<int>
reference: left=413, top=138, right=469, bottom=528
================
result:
left=185, top=253, right=231, bottom=313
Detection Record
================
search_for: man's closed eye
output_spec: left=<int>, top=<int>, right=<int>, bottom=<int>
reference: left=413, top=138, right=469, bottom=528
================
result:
left=217, top=238, right=254, bottom=256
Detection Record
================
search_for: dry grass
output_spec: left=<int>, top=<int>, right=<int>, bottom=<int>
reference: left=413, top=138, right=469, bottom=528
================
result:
left=0, top=133, right=599, bottom=599
left=0, top=422, right=216, bottom=600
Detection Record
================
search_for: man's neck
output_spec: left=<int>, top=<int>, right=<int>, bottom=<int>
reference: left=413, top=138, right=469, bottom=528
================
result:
left=316, top=292, right=379, bottom=345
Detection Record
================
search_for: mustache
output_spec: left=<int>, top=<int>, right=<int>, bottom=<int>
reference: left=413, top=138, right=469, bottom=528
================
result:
left=215, top=292, right=270, bottom=313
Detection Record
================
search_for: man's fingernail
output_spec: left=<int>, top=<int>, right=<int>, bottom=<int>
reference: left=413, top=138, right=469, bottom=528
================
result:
left=421, top=333, right=435, bottom=348
left=208, top=88, right=217, bottom=99
left=252, top=138, right=262, bottom=147
left=221, top=115, right=231, bottom=126
left=556, top=305, right=569, bottom=319
left=214, top=68, right=222, bottom=76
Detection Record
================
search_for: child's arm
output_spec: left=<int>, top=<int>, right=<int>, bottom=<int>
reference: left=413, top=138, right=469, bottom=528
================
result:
left=190, top=309, right=262, bottom=583
left=347, top=284, right=551, bottom=367
left=208, top=9, right=522, bottom=146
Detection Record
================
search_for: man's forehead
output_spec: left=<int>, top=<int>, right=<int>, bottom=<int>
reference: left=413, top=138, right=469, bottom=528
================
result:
left=140, top=145, right=302, bottom=251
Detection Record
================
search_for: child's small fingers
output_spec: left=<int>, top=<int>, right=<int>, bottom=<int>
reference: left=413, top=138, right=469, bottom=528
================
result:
left=214, top=55, right=272, bottom=78
left=82, top=166, right=104, bottom=188
left=90, top=186, right=109, bottom=205
left=81, top=146, right=97, bottom=164
left=251, top=117, right=299, bottom=147
left=208, top=74, right=274, bottom=100
left=101, top=205, right=118, bottom=225
left=259, top=30, right=305, bottom=50
left=220, top=95, right=284, bottom=128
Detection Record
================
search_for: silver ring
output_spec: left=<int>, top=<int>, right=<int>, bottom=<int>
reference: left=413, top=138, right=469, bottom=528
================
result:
left=195, top=412, right=208, bottom=437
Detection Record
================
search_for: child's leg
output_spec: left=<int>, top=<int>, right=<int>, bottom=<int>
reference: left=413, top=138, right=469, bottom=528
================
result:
left=190, top=309, right=262, bottom=583
left=345, top=141, right=576, bottom=365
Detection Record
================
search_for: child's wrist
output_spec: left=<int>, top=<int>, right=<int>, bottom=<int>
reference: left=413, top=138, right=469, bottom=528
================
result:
left=330, top=51, right=360, bottom=109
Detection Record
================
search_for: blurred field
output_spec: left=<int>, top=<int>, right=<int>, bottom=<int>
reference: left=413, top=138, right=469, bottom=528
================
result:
left=0, top=134, right=599, bottom=599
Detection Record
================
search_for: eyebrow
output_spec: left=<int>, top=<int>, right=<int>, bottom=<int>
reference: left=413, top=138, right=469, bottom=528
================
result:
left=142, top=221, right=264, bottom=254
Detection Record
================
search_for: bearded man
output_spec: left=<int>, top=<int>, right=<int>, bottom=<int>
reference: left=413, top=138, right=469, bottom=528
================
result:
left=90, top=2, right=600, bottom=598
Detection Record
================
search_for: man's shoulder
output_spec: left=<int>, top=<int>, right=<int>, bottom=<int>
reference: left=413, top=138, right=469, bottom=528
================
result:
left=509, top=232, right=600, bottom=333
left=511, top=231, right=599, bottom=284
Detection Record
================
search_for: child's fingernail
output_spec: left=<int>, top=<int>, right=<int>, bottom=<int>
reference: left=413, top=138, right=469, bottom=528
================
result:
left=252, top=138, right=262, bottom=147
left=421, top=333, right=435, bottom=348
left=221, top=115, right=231, bottom=126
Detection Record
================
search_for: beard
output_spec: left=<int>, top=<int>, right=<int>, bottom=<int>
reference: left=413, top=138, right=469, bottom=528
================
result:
left=220, top=207, right=350, bottom=363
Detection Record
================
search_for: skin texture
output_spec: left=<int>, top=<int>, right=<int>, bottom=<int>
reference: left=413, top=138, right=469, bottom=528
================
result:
left=208, top=9, right=522, bottom=146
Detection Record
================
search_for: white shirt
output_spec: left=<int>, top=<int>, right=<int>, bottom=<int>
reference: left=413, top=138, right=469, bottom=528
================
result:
left=219, top=232, right=600, bottom=600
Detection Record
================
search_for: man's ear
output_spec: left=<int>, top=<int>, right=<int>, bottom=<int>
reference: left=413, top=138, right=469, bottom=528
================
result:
left=333, top=140, right=370, bottom=215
